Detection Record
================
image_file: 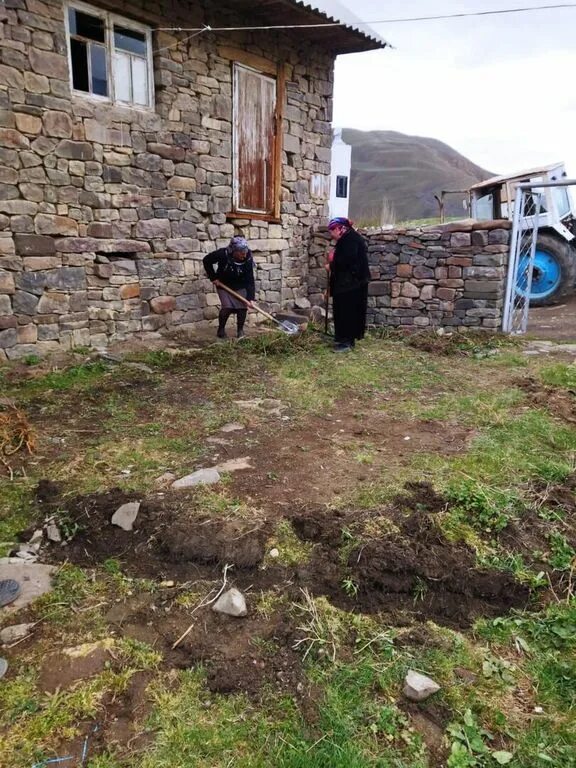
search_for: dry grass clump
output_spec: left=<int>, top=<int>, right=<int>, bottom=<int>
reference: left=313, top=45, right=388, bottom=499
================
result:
left=0, top=398, right=35, bottom=477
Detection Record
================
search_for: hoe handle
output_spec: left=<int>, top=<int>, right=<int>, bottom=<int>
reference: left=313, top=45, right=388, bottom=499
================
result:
left=216, top=282, right=278, bottom=324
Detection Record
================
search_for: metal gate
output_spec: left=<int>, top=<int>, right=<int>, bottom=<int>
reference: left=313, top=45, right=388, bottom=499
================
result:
left=502, top=178, right=576, bottom=334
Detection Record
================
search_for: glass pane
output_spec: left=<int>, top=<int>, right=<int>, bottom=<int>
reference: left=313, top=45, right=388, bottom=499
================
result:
left=90, top=44, right=108, bottom=96
left=553, top=187, right=571, bottom=218
left=69, top=8, right=105, bottom=42
left=131, top=56, right=149, bottom=105
left=114, top=26, right=147, bottom=56
left=475, top=193, right=493, bottom=220
left=70, top=38, right=89, bottom=92
left=112, top=52, right=131, bottom=102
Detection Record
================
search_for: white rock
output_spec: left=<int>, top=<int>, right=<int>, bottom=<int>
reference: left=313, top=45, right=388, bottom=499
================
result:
left=214, top=457, right=252, bottom=473
left=46, top=521, right=62, bottom=543
left=154, top=471, right=176, bottom=488
left=212, top=588, right=247, bottom=617
left=172, top=468, right=221, bottom=489
left=0, top=623, right=35, bottom=645
left=220, top=422, right=244, bottom=433
left=403, top=670, right=441, bottom=702
left=294, top=297, right=311, bottom=309
left=111, top=501, right=140, bottom=531
left=269, top=548, right=280, bottom=558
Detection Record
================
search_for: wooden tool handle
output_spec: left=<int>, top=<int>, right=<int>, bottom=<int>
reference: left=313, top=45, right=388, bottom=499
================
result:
left=216, top=282, right=277, bottom=324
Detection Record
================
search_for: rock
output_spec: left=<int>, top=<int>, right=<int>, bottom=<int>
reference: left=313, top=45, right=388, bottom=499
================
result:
left=294, top=297, right=311, bottom=309
left=154, top=471, right=176, bottom=488
left=45, top=520, right=62, bottom=543
left=403, top=670, right=441, bottom=702
left=0, top=622, right=35, bottom=645
left=0, top=560, right=55, bottom=611
left=206, top=437, right=231, bottom=446
left=269, top=548, right=280, bottom=558
left=111, top=501, right=140, bottom=531
left=220, top=422, right=244, bottom=433
left=172, top=468, right=221, bottom=489
left=212, top=588, right=247, bottom=617
left=214, top=457, right=252, bottom=472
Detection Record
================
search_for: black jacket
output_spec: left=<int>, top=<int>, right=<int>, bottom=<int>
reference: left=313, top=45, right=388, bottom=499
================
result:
left=329, top=229, right=370, bottom=295
left=203, top=248, right=256, bottom=301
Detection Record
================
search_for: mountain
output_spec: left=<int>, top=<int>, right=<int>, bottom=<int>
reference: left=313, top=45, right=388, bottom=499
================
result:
left=341, top=129, right=494, bottom=224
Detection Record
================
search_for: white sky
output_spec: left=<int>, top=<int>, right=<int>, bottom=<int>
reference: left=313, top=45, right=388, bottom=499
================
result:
left=331, top=0, right=576, bottom=176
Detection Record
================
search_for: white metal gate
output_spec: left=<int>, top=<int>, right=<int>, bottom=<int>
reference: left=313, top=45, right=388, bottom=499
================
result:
left=502, top=178, right=576, bottom=335
left=502, top=187, right=544, bottom=334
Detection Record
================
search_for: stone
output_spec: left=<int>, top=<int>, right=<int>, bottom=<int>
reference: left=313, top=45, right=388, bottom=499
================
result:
left=55, top=140, right=93, bottom=160
left=0, top=272, right=15, bottom=294
left=214, top=457, right=253, bottom=472
left=0, top=295, right=11, bottom=314
left=269, top=548, right=280, bottom=558
left=37, top=292, right=69, bottom=314
left=0, top=128, right=29, bottom=150
left=403, top=670, right=441, bottom=702
left=119, top=284, right=140, bottom=300
left=172, top=468, right=221, bottom=489
left=0, top=328, right=17, bottom=349
left=0, top=623, right=35, bottom=645
left=35, top=214, right=77, bottom=236
left=0, top=559, right=55, bottom=612
left=212, top=588, right=247, bottom=617
left=154, top=471, right=176, bottom=488
left=14, top=113, right=42, bottom=135
left=111, top=502, right=140, bottom=531
left=29, top=49, right=68, bottom=80
left=46, top=520, right=62, bottom=543
left=12, top=291, right=38, bottom=314
left=294, top=297, right=311, bottom=309
left=150, top=295, right=176, bottom=313
left=220, top=422, right=244, bottom=433
left=134, top=219, right=171, bottom=239
left=14, top=234, right=56, bottom=256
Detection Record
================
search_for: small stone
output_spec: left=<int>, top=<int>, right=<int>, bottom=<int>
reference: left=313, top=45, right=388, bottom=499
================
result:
left=160, top=580, right=175, bottom=588
left=46, top=520, right=61, bottom=543
left=111, top=501, right=140, bottom=531
left=172, top=468, right=221, bottom=489
left=214, top=457, right=252, bottom=472
left=269, top=548, right=280, bottom=559
left=294, top=297, right=311, bottom=309
left=403, top=670, right=441, bottom=702
left=154, top=471, right=176, bottom=488
left=0, top=623, right=35, bottom=645
left=220, top=422, right=244, bottom=433
left=212, top=588, right=247, bottom=617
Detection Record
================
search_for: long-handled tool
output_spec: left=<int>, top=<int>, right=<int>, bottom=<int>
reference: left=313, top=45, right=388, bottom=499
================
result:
left=324, top=284, right=330, bottom=336
left=216, top=283, right=300, bottom=335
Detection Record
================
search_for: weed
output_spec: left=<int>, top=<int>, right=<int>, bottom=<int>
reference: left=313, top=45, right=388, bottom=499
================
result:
left=546, top=530, right=576, bottom=571
left=412, top=577, right=428, bottom=604
left=267, top=520, right=313, bottom=567
left=539, top=363, right=576, bottom=390
left=446, top=480, right=519, bottom=534
left=447, top=708, right=513, bottom=767
left=342, top=577, right=359, bottom=598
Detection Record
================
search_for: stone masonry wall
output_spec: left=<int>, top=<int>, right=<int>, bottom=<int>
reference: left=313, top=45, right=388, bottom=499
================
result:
left=309, top=220, right=511, bottom=330
left=0, top=0, right=334, bottom=359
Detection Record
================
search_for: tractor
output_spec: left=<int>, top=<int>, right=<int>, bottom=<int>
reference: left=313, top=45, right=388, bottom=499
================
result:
left=468, top=163, right=576, bottom=306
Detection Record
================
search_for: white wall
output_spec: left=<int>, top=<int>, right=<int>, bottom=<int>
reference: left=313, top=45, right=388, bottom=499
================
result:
left=329, top=128, right=352, bottom=219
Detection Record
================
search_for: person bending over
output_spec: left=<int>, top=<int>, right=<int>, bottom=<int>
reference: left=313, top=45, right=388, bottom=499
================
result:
left=203, top=236, right=255, bottom=339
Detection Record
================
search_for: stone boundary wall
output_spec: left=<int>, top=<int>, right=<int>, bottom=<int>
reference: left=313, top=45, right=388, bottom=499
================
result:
left=0, top=0, right=334, bottom=359
left=309, top=220, right=511, bottom=330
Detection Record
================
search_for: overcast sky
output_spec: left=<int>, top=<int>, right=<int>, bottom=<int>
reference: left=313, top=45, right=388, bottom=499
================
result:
left=330, top=0, right=576, bottom=176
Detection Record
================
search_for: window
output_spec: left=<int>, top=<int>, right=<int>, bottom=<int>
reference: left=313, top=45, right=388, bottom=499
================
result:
left=233, top=63, right=279, bottom=216
left=336, top=175, right=348, bottom=199
left=66, top=3, right=153, bottom=107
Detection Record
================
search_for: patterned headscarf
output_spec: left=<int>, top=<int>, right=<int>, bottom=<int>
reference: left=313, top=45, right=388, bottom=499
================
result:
left=228, top=236, right=249, bottom=253
left=328, top=217, right=353, bottom=230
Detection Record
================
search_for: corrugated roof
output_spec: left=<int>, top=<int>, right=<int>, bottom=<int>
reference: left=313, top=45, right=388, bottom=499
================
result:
left=293, top=0, right=390, bottom=50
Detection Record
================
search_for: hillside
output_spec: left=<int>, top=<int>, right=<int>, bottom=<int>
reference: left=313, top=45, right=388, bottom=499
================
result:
left=342, top=129, right=493, bottom=224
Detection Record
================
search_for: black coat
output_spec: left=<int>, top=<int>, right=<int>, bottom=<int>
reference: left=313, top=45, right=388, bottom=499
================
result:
left=203, top=248, right=256, bottom=301
left=329, top=229, right=370, bottom=295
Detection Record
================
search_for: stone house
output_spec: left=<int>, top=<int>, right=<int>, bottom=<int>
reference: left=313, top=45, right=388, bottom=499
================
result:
left=0, top=0, right=386, bottom=358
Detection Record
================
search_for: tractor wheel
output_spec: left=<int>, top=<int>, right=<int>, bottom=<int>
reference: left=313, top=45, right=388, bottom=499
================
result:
left=515, top=233, right=576, bottom=307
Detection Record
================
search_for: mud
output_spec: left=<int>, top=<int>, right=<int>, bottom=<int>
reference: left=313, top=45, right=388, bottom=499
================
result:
left=517, top=376, right=576, bottom=424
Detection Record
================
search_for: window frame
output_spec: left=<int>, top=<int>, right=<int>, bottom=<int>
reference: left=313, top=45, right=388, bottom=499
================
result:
left=64, top=0, right=154, bottom=109
left=335, top=175, right=348, bottom=199
left=227, top=49, right=284, bottom=222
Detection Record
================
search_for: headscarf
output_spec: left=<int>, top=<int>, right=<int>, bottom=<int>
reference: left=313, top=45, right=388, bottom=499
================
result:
left=328, top=217, right=354, bottom=231
left=228, top=236, right=249, bottom=254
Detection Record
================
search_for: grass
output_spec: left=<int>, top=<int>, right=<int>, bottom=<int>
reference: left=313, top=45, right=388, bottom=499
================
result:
left=0, top=332, right=575, bottom=767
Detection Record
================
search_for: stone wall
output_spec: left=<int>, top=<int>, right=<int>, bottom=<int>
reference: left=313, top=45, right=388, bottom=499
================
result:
left=0, top=0, right=334, bottom=359
left=309, top=220, right=511, bottom=330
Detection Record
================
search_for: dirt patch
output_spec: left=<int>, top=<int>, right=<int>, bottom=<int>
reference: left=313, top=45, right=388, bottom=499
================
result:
left=291, top=483, right=531, bottom=628
left=527, top=294, right=576, bottom=341
left=517, top=376, right=576, bottom=423
left=38, top=643, right=112, bottom=693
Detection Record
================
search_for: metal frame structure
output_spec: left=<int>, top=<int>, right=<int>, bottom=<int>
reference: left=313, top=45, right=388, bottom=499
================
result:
left=502, top=178, right=576, bottom=334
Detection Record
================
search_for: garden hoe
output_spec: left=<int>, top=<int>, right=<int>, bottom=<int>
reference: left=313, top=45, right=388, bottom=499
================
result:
left=217, top=283, right=301, bottom=335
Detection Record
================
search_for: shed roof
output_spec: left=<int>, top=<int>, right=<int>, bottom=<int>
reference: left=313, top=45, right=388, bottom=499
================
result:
left=229, top=0, right=389, bottom=54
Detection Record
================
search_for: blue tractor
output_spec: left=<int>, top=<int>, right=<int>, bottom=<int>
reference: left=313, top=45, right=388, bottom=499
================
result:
left=469, top=163, right=576, bottom=306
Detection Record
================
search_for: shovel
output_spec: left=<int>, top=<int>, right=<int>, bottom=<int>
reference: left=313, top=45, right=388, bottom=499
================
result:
left=216, top=283, right=300, bottom=335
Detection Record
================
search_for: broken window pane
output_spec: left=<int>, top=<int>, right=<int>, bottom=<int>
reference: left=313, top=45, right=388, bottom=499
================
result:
left=91, top=44, right=108, bottom=96
left=69, top=8, right=105, bottom=42
left=114, top=26, right=147, bottom=56
left=70, top=38, right=89, bottom=92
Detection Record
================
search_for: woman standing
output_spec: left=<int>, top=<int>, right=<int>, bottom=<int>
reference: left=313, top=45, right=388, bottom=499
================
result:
left=203, top=236, right=255, bottom=339
left=327, top=217, right=370, bottom=352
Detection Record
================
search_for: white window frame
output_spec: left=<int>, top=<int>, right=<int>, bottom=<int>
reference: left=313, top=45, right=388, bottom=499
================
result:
left=64, top=1, right=154, bottom=109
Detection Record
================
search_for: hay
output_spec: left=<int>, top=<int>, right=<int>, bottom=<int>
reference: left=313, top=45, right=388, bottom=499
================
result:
left=0, top=399, right=35, bottom=478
